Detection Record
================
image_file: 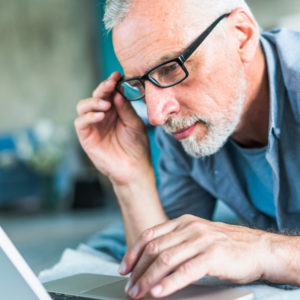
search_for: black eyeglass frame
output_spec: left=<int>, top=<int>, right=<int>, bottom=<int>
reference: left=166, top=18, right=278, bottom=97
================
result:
left=116, top=12, right=231, bottom=101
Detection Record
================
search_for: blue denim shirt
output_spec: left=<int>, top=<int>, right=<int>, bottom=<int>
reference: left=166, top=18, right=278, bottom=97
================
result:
left=228, top=140, right=276, bottom=219
left=156, top=29, right=300, bottom=232
left=87, top=29, right=300, bottom=259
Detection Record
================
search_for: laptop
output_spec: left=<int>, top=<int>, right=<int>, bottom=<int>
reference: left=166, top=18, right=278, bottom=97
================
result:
left=0, top=226, right=254, bottom=300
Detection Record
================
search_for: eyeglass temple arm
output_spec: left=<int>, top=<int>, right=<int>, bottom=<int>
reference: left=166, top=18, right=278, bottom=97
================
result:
left=179, top=12, right=231, bottom=63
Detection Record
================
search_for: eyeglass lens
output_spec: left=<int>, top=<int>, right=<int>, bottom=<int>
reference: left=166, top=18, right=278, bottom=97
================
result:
left=149, top=61, right=186, bottom=86
left=121, top=80, right=144, bottom=101
left=120, top=61, right=186, bottom=101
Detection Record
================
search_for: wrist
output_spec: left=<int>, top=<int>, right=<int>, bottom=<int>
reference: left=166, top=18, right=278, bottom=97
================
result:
left=111, top=161, right=155, bottom=194
left=260, top=232, right=300, bottom=286
left=111, top=163, right=167, bottom=246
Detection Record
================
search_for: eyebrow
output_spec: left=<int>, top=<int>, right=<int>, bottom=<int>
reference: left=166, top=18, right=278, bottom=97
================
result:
left=145, top=50, right=184, bottom=73
left=124, top=50, right=184, bottom=80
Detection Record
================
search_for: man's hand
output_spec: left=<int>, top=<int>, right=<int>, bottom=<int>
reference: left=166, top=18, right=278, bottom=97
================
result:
left=74, top=72, right=151, bottom=186
left=119, top=214, right=283, bottom=299
left=75, top=72, right=167, bottom=247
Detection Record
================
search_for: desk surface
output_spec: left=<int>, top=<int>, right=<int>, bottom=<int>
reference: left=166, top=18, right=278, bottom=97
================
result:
left=0, top=207, right=119, bottom=274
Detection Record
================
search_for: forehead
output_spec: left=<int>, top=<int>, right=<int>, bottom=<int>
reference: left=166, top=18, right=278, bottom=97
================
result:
left=112, top=0, right=203, bottom=75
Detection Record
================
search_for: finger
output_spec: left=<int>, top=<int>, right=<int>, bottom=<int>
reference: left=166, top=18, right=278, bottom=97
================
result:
left=120, top=216, right=202, bottom=275
left=76, top=98, right=112, bottom=116
left=128, top=239, right=207, bottom=299
left=150, top=254, right=208, bottom=298
left=127, top=230, right=192, bottom=294
left=120, top=219, right=179, bottom=275
left=113, top=92, right=143, bottom=128
left=92, top=72, right=122, bottom=99
left=74, top=112, right=105, bottom=139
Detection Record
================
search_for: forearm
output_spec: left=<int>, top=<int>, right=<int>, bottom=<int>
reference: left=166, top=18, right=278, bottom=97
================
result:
left=112, top=165, right=168, bottom=248
left=261, top=232, right=300, bottom=286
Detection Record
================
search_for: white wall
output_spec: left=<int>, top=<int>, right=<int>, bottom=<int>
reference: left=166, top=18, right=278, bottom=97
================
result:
left=248, top=0, right=300, bottom=29
left=0, top=0, right=98, bottom=132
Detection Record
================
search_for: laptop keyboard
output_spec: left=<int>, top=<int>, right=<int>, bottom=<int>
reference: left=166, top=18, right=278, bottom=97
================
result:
left=49, top=292, right=93, bottom=300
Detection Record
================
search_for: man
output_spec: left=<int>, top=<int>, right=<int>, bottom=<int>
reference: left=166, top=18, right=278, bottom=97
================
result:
left=74, top=0, right=300, bottom=298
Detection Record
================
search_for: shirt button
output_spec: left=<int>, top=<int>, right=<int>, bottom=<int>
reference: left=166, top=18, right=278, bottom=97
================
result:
left=272, top=127, right=281, bottom=139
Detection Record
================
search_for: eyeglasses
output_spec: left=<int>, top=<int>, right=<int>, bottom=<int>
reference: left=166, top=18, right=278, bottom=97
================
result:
left=116, top=13, right=230, bottom=101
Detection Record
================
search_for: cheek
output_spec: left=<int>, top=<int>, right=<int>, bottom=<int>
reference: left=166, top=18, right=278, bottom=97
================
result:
left=191, top=55, right=243, bottom=110
left=171, top=79, right=219, bottom=119
left=185, top=53, right=224, bottom=102
left=194, top=39, right=242, bottom=92
left=170, top=46, right=244, bottom=116
left=180, top=67, right=224, bottom=114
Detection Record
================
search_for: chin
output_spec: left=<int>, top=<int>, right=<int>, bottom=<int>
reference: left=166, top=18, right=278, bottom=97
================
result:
left=181, top=129, right=230, bottom=158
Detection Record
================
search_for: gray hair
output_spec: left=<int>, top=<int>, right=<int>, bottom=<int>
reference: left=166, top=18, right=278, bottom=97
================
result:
left=103, top=0, right=256, bottom=31
left=103, top=0, right=133, bottom=31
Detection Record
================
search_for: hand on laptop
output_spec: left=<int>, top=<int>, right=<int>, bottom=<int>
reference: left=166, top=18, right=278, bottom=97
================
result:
left=118, top=214, right=298, bottom=299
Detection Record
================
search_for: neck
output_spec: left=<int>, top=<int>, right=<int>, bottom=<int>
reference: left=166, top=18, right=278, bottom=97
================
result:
left=231, top=46, right=270, bottom=148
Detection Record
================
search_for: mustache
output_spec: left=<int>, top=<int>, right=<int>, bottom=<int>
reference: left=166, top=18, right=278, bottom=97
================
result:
left=162, top=115, right=210, bottom=134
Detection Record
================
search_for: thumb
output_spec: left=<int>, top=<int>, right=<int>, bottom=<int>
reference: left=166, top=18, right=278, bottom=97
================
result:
left=113, top=93, right=144, bottom=128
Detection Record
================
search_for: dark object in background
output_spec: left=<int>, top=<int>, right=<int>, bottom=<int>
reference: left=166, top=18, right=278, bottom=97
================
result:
left=0, top=132, right=44, bottom=212
left=72, top=179, right=105, bottom=210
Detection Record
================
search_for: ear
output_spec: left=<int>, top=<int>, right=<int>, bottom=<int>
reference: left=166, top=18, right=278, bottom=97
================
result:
left=228, top=8, right=260, bottom=63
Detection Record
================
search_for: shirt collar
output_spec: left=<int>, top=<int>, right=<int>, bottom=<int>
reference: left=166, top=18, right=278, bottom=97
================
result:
left=260, top=34, right=285, bottom=141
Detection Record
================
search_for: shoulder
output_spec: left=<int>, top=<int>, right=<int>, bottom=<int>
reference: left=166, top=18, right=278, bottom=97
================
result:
left=262, top=29, right=300, bottom=125
left=262, top=28, right=300, bottom=67
left=261, top=28, right=300, bottom=74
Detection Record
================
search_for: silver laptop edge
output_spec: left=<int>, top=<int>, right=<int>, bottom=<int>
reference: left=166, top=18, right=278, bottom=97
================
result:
left=0, top=226, right=52, bottom=300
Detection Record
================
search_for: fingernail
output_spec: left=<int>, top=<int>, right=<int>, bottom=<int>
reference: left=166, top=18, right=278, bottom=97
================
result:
left=129, top=285, right=139, bottom=298
left=118, top=261, right=126, bottom=274
left=124, top=279, right=132, bottom=293
left=98, top=101, right=108, bottom=109
left=107, top=75, right=115, bottom=82
left=94, top=112, right=103, bottom=118
left=151, top=285, right=162, bottom=297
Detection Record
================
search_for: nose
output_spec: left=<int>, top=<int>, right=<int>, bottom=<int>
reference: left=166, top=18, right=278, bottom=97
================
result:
left=145, top=83, right=180, bottom=126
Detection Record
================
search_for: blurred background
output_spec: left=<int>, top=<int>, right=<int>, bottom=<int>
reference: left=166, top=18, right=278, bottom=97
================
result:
left=1, top=0, right=300, bottom=275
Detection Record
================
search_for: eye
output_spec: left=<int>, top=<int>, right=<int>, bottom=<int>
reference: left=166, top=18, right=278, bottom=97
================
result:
left=158, top=63, right=178, bottom=77
left=149, top=61, right=185, bottom=86
left=128, top=80, right=143, bottom=91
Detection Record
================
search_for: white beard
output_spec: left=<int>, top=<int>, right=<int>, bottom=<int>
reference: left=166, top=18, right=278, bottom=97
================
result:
left=162, top=78, right=247, bottom=158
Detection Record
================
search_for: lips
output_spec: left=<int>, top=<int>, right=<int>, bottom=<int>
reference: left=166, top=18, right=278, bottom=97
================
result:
left=173, top=123, right=197, bottom=140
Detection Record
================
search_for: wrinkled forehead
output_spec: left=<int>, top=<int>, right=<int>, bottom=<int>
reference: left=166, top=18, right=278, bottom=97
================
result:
left=112, top=0, right=205, bottom=74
